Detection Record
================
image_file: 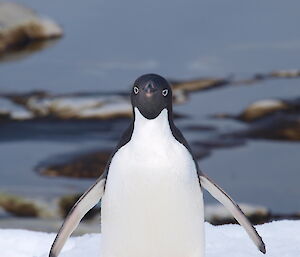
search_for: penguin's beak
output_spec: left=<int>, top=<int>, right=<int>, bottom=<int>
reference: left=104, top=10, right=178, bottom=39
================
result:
left=143, top=82, right=157, bottom=98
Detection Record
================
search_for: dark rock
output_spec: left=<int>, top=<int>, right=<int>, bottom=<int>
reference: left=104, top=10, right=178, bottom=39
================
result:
left=225, top=114, right=300, bottom=141
left=0, top=111, right=10, bottom=120
left=0, top=193, right=41, bottom=217
left=0, top=38, right=60, bottom=62
left=170, top=78, right=229, bottom=93
left=37, top=149, right=112, bottom=178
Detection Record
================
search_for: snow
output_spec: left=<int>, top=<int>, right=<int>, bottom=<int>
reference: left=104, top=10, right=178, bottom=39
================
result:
left=0, top=220, right=299, bottom=257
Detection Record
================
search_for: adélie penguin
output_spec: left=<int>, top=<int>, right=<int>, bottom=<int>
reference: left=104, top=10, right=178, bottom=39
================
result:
left=49, top=74, right=266, bottom=257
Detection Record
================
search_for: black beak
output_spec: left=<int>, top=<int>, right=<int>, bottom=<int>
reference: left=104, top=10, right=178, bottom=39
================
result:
left=143, top=82, right=156, bottom=97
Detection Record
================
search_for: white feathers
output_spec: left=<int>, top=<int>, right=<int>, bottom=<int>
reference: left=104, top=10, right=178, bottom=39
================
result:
left=101, top=108, right=205, bottom=257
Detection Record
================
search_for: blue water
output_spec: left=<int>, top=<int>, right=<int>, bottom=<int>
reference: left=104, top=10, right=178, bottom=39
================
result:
left=0, top=0, right=299, bottom=215
left=1, top=0, right=300, bottom=92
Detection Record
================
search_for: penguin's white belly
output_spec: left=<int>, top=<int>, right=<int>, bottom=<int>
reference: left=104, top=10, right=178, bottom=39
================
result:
left=101, top=109, right=204, bottom=257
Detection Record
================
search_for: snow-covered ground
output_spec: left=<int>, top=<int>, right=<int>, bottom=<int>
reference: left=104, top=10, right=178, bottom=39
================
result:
left=0, top=220, right=299, bottom=257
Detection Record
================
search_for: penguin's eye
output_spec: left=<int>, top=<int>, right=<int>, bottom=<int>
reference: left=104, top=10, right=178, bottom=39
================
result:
left=133, top=86, right=139, bottom=94
left=162, top=89, right=168, bottom=96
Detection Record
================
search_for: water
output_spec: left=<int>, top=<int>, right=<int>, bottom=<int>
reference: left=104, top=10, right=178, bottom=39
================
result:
left=0, top=0, right=299, bottom=220
left=1, top=0, right=300, bottom=92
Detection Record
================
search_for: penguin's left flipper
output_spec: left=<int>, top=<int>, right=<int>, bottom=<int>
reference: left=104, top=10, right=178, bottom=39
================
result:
left=199, top=173, right=266, bottom=254
left=49, top=177, right=106, bottom=257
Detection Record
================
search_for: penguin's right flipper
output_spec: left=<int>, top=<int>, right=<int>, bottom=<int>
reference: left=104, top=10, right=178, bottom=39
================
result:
left=199, top=173, right=266, bottom=254
left=49, top=178, right=106, bottom=257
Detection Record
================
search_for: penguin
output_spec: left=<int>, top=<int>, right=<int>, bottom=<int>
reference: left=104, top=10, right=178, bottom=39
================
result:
left=49, top=74, right=266, bottom=257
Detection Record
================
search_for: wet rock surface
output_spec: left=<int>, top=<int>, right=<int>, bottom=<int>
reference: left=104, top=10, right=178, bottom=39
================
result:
left=36, top=149, right=112, bottom=178
left=225, top=114, right=300, bottom=141
left=213, top=97, right=300, bottom=122
left=171, top=78, right=230, bottom=93
left=212, top=97, right=300, bottom=141
left=26, top=95, right=132, bottom=120
left=0, top=2, right=62, bottom=56
left=0, top=193, right=51, bottom=218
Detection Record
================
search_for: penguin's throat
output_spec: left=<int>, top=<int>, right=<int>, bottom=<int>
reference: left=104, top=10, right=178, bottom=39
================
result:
left=132, top=107, right=172, bottom=142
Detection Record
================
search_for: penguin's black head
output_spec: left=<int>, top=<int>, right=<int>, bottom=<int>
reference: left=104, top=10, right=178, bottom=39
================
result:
left=131, top=74, right=172, bottom=119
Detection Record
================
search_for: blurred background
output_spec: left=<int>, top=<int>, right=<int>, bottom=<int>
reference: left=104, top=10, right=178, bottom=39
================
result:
left=0, top=0, right=299, bottom=233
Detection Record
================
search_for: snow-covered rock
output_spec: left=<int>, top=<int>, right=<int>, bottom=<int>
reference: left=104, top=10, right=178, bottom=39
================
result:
left=0, top=2, right=63, bottom=53
left=26, top=95, right=132, bottom=119
left=0, top=97, right=33, bottom=120
left=0, top=220, right=299, bottom=257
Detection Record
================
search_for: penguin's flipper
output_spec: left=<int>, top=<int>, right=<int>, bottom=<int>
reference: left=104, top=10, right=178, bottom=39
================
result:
left=49, top=178, right=106, bottom=257
left=199, top=173, right=266, bottom=254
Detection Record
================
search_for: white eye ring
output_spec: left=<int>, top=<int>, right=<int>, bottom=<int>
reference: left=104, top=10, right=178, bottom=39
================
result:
left=133, top=86, right=139, bottom=94
left=162, top=89, right=168, bottom=96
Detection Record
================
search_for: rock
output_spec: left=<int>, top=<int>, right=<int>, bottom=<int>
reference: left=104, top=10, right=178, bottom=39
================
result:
left=0, top=193, right=46, bottom=217
left=210, top=97, right=300, bottom=141
left=270, top=69, right=300, bottom=78
left=238, top=99, right=290, bottom=122
left=0, top=111, right=10, bottom=120
left=213, top=97, right=300, bottom=122
left=171, top=78, right=229, bottom=93
left=0, top=2, right=63, bottom=54
left=205, top=203, right=271, bottom=225
left=225, top=113, right=300, bottom=141
left=0, top=97, right=33, bottom=120
left=36, top=149, right=112, bottom=178
left=0, top=37, right=60, bottom=62
left=0, top=92, right=134, bottom=121
left=228, top=69, right=300, bottom=87
left=26, top=95, right=132, bottom=120
left=0, top=92, right=187, bottom=121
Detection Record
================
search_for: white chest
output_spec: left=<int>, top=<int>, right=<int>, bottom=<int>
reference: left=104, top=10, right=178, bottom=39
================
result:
left=105, top=108, right=198, bottom=199
left=101, top=109, right=205, bottom=257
